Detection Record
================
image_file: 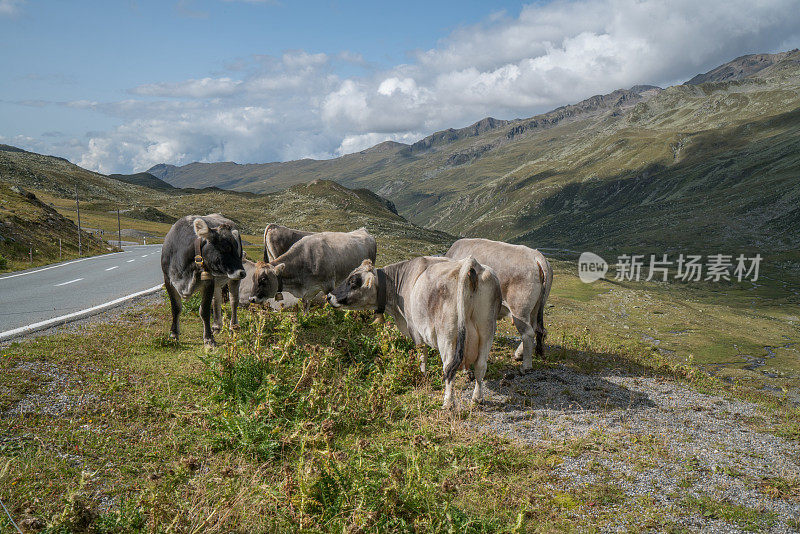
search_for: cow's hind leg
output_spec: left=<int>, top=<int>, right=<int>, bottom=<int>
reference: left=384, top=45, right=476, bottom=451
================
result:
left=418, top=344, right=429, bottom=374
left=164, top=276, right=182, bottom=341
left=472, top=352, right=488, bottom=404
left=533, top=303, right=547, bottom=358
left=199, top=280, right=216, bottom=348
left=212, top=282, right=223, bottom=334
left=511, top=315, right=535, bottom=372
left=440, top=341, right=459, bottom=411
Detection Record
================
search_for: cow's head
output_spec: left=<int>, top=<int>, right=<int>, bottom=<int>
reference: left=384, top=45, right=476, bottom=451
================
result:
left=194, top=218, right=246, bottom=280
left=248, top=262, right=285, bottom=304
left=326, top=259, right=380, bottom=310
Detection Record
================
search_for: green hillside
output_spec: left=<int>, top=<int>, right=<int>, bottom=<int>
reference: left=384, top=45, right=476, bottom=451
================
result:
left=0, top=148, right=449, bottom=271
left=146, top=51, right=800, bottom=255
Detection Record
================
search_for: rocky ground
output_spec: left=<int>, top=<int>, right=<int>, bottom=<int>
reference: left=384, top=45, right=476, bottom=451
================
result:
left=464, top=363, right=800, bottom=532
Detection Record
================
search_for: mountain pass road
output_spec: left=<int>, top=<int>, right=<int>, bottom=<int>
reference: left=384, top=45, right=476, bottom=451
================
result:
left=0, top=245, right=164, bottom=340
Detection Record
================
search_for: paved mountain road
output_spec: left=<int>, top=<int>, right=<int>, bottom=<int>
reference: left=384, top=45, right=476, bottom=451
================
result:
left=0, top=245, right=164, bottom=340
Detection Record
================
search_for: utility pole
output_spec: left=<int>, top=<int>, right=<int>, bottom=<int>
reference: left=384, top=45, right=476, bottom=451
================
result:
left=117, top=207, right=122, bottom=248
left=75, top=185, right=82, bottom=257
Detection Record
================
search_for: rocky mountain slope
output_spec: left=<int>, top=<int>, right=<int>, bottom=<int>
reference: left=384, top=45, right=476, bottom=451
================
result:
left=109, top=172, right=176, bottom=191
left=147, top=50, right=800, bottom=254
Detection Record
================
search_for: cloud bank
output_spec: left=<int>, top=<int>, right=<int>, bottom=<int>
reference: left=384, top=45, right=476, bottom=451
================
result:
left=16, top=0, right=800, bottom=173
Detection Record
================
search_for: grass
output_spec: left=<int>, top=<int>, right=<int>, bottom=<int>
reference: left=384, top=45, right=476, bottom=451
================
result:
left=681, top=495, right=777, bottom=531
left=0, top=299, right=589, bottom=532
left=1, top=276, right=798, bottom=532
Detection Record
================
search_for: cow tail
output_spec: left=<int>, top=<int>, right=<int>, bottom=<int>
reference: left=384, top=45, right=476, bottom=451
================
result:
left=444, top=257, right=479, bottom=383
left=534, top=257, right=552, bottom=356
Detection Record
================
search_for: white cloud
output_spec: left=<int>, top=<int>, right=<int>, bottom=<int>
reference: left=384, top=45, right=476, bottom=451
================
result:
left=131, top=77, right=242, bottom=98
left=0, top=0, right=23, bottom=16
left=335, top=132, right=423, bottom=156
left=23, top=0, right=800, bottom=173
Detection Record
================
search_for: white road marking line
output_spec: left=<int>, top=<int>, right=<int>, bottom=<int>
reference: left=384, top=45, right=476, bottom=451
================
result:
left=54, top=278, right=83, bottom=287
left=0, top=284, right=164, bottom=342
left=127, top=259, right=135, bottom=263
left=0, top=244, right=162, bottom=281
left=141, top=254, right=148, bottom=258
left=0, top=252, right=121, bottom=280
left=105, top=266, right=119, bottom=271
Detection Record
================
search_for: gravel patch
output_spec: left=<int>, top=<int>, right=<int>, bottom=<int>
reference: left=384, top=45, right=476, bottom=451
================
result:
left=463, top=365, right=800, bottom=532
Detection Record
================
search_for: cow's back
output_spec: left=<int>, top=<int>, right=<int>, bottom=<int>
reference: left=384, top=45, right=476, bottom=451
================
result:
left=446, top=238, right=546, bottom=312
left=265, top=224, right=313, bottom=262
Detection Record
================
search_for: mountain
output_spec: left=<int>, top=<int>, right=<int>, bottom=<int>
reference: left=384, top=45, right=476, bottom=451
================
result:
left=146, top=50, right=800, bottom=254
left=109, top=172, right=175, bottom=191
left=684, top=50, right=800, bottom=85
left=0, top=147, right=449, bottom=270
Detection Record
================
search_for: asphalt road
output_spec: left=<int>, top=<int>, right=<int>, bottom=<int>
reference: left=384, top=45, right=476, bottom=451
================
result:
left=0, top=244, right=164, bottom=339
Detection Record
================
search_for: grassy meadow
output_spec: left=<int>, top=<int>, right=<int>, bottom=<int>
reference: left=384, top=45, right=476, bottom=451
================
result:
left=1, top=259, right=798, bottom=532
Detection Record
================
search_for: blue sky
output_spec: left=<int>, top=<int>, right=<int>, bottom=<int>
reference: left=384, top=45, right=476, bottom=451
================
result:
left=1, top=0, right=799, bottom=173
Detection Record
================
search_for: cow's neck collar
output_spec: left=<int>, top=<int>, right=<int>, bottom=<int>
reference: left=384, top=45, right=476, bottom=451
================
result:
left=375, top=268, right=388, bottom=314
left=194, top=237, right=213, bottom=281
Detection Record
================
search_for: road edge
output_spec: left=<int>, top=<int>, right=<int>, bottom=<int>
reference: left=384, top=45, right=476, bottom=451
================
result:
left=0, top=284, right=164, bottom=342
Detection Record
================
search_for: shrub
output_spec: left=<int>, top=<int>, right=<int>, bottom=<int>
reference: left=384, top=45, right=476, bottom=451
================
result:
left=197, top=305, right=505, bottom=532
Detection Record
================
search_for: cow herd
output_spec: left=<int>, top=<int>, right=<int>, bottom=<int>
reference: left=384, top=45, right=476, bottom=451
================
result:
left=160, top=214, right=552, bottom=409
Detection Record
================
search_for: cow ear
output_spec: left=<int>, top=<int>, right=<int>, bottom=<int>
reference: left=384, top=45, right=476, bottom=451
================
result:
left=193, top=218, right=211, bottom=238
left=231, top=229, right=243, bottom=256
left=273, top=263, right=286, bottom=275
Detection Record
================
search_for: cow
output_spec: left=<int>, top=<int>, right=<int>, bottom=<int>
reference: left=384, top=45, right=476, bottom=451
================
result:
left=161, top=214, right=246, bottom=348
left=248, top=228, right=377, bottom=310
left=226, top=257, right=302, bottom=310
left=445, top=238, right=552, bottom=372
left=326, top=256, right=502, bottom=409
left=263, top=223, right=314, bottom=262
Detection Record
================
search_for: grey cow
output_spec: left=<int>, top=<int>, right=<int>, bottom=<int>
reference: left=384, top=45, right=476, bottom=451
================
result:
left=161, top=214, right=246, bottom=348
left=248, top=227, right=377, bottom=309
left=327, top=257, right=502, bottom=409
left=446, top=238, right=552, bottom=371
left=263, top=223, right=314, bottom=262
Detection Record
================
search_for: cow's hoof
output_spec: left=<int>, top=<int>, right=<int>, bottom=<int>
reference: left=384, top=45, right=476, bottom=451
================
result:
left=169, top=332, right=179, bottom=341
left=513, top=348, right=524, bottom=361
left=204, top=339, right=217, bottom=351
left=420, top=364, right=427, bottom=374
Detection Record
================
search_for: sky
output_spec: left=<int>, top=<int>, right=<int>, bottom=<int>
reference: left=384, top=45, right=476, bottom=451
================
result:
left=1, top=0, right=799, bottom=174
